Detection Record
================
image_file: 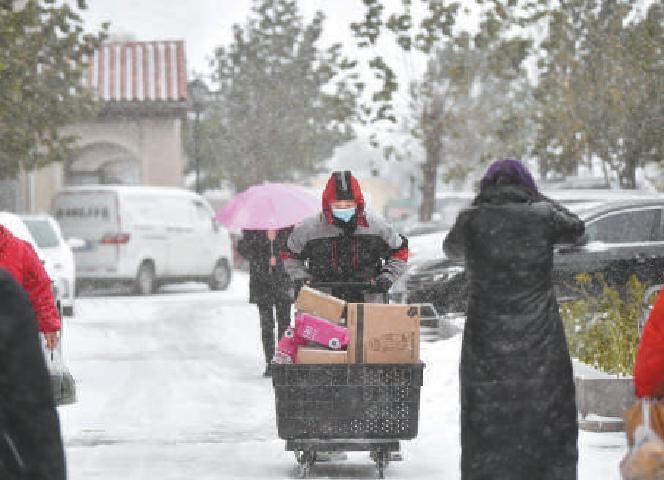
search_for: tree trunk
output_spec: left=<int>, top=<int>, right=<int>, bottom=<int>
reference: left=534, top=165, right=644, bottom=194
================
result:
left=621, top=153, right=638, bottom=189
left=538, top=156, right=549, bottom=180
left=419, top=131, right=441, bottom=221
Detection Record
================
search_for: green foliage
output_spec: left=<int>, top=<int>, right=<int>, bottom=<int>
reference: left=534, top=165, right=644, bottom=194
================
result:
left=533, top=2, right=663, bottom=186
left=190, top=0, right=359, bottom=191
left=353, top=0, right=663, bottom=191
left=560, top=273, right=645, bottom=376
left=0, top=1, right=106, bottom=178
left=352, top=0, right=538, bottom=221
left=407, top=32, right=533, bottom=219
left=350, top=0, right=462, bottom=123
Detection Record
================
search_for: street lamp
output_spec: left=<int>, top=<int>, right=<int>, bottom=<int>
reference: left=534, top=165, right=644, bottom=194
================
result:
left=188, top=79, right=209, bottom=194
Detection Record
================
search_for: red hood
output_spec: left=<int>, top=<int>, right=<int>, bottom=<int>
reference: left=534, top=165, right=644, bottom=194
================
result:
left=322, top=173, right=366, bottom=225
left=0, top=226, right=11, bottom=251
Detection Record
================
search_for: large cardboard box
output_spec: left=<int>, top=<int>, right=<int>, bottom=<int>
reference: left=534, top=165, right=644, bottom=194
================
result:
left=346, top=304, right=420, bottom=364
left=296, top=347, right=348, bottom=364
left=294, top=286, right=346, bottom=323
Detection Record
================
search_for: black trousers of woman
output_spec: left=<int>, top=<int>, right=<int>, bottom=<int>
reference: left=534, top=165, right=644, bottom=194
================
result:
left=258, top=302, right=292, bottom=366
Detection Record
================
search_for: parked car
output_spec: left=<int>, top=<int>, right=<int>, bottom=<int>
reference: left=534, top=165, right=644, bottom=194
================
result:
left=408, top=229, right=450, bottom=262
left=22, top=214, right=82, bottom=316
left=53, top=186, right=234, bottom=295
left=0, top=211, right=76, bottom=405
left=395, top=197, right=664, bottom=315
left=433, top=191, right=475, bottom=226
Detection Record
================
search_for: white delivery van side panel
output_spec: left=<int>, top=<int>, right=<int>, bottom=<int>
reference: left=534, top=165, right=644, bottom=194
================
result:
left=190, top=198, right=217, bottom=273
left=206, top=202, right=232, bottom=266
left=190, top=195, right=232, bottom=288
left=54, top=186, right=233, bottom=290
left=118, top=193, right=171, bottom=278
left=160, top=195, right=197, bottom=276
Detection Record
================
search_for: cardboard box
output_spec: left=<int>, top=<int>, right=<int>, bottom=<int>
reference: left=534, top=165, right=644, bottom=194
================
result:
left=295, top=286, right=346, bottom=323
left=296, top=347, right=348, bottom=364
left=346, top=304, right=420, bottom=364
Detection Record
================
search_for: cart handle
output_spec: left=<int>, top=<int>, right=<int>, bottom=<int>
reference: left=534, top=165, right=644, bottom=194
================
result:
left=307, top=281, right=384, bottom=294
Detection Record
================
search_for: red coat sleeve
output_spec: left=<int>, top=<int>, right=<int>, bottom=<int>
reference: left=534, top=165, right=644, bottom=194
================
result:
left=21, top=242, right=61, bottom=333
left=634, top=289, right=664, bottom=398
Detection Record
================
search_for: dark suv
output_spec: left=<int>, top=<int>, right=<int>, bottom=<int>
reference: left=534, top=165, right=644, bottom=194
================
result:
left=396, top=198, right=664, bottom=314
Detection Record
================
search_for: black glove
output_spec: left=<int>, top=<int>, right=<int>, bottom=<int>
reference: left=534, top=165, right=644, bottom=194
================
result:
left=294, top=275, right=312, bottom=286
left=293, top=276, right=313, bottom=298
left=375, top=274, right=393, bottom=292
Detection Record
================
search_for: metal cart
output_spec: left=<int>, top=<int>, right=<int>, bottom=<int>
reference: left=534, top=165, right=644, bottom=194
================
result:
left=272, top=362, right=424, bottom=479
left=272, top=281, right=424, bottom=478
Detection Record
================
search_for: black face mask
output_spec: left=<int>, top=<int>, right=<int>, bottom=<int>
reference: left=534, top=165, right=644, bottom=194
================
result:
left=333, top=213, right=358, bottom=234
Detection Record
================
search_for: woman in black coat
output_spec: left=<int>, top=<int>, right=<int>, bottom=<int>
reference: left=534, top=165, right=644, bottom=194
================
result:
left=237, top=228, right=293, bottom=377
left=443, top=159, right=584, bottom=480
left=0, top=268, right=66, bottom=480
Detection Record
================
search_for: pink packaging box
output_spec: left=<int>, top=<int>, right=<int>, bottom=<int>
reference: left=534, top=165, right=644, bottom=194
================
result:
left=294, top=312, right=349, bottom=350
left=272, top=327, right=305, bottom=364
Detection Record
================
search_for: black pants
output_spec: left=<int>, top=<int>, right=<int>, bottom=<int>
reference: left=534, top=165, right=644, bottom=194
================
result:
left=258, top=302, right=292, bottom=364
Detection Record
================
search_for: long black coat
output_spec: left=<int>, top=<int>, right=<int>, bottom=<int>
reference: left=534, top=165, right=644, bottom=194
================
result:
left=0, top=269, right=66, bottom=480
left=237, top=229, right=293, bottom=305
left=444, top=185, right=584, bottom=480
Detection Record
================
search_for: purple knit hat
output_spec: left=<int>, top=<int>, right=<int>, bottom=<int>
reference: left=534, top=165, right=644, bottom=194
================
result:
left=479, top=159, right=539, bottom=195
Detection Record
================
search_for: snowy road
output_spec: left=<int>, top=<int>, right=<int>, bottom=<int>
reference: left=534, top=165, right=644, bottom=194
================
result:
left=58, top=272, right=628, bottom=479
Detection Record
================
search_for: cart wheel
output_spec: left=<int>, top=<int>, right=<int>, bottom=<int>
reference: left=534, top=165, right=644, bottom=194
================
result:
left=297, top=463, right=310, bottom=479
left=374, top=450, right=387, bottom=479
left=295, top=450, right=315, bottom=478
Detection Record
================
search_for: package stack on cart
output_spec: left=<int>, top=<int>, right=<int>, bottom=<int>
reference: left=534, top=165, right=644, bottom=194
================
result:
left=272, top=286, right=420, bottom=365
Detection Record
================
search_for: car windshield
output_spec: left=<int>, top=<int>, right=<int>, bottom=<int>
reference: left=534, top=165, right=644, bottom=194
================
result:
left=23, top=219, right=60, bottom=248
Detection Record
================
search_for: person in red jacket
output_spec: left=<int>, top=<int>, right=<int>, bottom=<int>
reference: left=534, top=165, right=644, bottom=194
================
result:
left=0, top=225, right=60, bottom=349
left=634, top=289, right=664, bottom=399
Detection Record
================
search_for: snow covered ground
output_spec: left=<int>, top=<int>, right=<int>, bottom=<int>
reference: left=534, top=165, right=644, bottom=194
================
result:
left=58, top=272, right=628, bottom=479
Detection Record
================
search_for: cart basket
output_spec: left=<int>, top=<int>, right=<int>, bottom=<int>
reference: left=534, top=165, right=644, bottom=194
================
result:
left=272, top=363, right=424, bottom=440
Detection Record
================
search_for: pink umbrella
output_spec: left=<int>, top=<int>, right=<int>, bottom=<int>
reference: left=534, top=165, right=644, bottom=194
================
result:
left=216, top=183, right=320, bottom=230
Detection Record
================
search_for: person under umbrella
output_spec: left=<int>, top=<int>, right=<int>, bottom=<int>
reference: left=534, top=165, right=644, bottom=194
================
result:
left=237, top=227, right=294, bottom=377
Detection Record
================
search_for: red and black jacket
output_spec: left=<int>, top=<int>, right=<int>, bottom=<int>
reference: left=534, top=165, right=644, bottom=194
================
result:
left=283, top=172, right=408, bottom=299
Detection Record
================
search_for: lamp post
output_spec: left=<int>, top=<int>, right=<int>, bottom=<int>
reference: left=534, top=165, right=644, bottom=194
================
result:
left=188, top=79, right=208, bottom=194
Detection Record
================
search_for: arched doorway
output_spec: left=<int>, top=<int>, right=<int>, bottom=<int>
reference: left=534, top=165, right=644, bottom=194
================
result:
left=66, top=142, right=140, bottom=185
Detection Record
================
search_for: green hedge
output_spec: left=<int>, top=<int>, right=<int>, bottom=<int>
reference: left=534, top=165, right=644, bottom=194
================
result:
left=559, top=273, right=645, bottom=376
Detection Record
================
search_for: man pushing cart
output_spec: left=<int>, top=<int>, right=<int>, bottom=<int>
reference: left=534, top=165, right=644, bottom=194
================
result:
left=274, top=171, right=423, bottom=478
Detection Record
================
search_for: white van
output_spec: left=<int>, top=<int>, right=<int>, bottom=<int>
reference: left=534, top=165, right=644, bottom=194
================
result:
left=53, top=186, right=233, bottom=295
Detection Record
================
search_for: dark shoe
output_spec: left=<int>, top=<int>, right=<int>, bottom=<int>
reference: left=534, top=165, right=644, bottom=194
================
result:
left=263, top=364, right=273, bottom=378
